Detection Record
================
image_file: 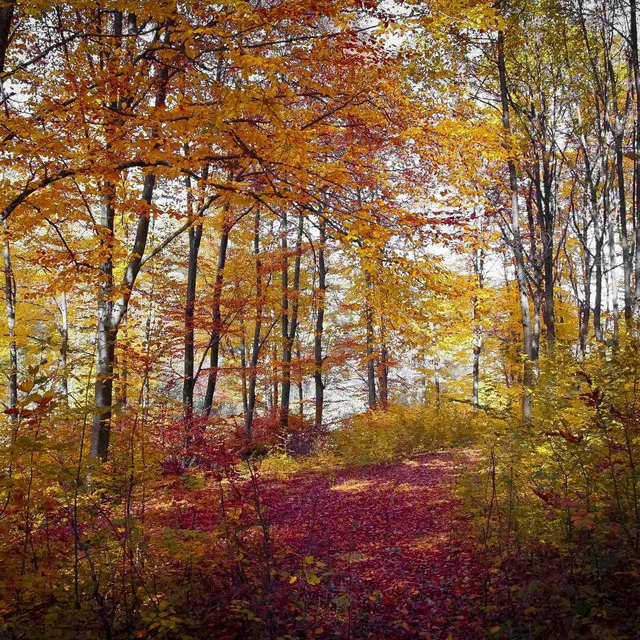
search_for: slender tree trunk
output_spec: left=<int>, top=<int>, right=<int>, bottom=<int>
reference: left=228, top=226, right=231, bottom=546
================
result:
left=314, top=217, right=327, bottom=431
left=60, top=291, right=69, bottom=399
left=245, top=208, right=263, bottom=440
left=541, top=176, right=556, bottom=355
left=3, top=222, right=16, bottom=412
left=0, top=1, right=14, bottom=76
left=378, top=342, right=389, bottom=410
left=472, top=246, right=484, bottom=410
left=594, top=234, right=604, bottom=343
left=608, top=199, right=620, bottom=342
left=117, top=315, right=128, bottom=408
left=498, top=28, right=534, bottom=423
left=183, top=223, right=203, bottom=411
left=1, top=3, right=16, bottom=412
left=92, top=167, right=158, bottom=460
left=472, top=344, right=481, bottom=409
left=614, top=131, right=632, bottom=323
left=91, top=184, right=116, bottom=460
left=630, top=0, right=640, bottom=316
left=533, top=154, right=556, bottom=355
left=203, top=221, right=230, bottom=416
left=280, top=212, right=303, bottom=431
left=90, top=16, right=168, bottom=459
left=182, top=165, right=206, bottom=414
left=279, top=211, right=290, bottom=427
left=271, top=342, right=279, bottom=414
left=364, top=271, right=377, bottom=410
left=580, top=229, right=592, bottom=358
left=532, top=283, right=542, bottom=368
left=577, top=108, right=605, bottom=344
left=296, top=347, right=304, bottom=421
left=92, top=13, right=123, bottom=459
left=241, top=329, right=248, bottom=417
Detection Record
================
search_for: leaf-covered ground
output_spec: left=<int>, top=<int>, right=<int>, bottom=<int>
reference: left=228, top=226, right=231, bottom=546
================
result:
left=260, top=451, right=486, bottom=639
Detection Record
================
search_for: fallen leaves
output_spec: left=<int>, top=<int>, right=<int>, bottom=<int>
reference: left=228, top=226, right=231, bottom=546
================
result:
left=260, top=451, right=485, bottom=638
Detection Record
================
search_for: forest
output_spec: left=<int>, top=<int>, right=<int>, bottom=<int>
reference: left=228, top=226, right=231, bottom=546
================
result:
left=1, top=0, right=640, bottom=638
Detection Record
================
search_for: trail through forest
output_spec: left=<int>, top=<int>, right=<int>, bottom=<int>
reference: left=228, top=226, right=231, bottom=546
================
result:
left=259, top=452, right=485, bottom=639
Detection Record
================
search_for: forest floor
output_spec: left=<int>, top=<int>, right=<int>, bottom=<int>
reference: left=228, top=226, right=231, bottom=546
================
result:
left=257, top=450, right=488, bottom=639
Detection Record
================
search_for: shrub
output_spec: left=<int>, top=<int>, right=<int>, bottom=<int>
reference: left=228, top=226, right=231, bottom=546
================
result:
left=333, top=401, right=482, bottom=466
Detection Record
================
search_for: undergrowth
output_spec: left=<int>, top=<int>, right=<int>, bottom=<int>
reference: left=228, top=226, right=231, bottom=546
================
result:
left=260, top=401, right=483, bottom=478
left=460, top=340, right=640, bottom=639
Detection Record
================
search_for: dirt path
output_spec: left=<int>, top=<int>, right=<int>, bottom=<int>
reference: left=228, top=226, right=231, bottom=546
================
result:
left=260, top=451, right=486, bottom=639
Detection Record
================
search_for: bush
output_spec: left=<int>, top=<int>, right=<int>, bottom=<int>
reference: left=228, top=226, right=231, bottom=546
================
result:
left=333, top=401, right=482, bottom=466
left=458, top=340, right=640, bottom=637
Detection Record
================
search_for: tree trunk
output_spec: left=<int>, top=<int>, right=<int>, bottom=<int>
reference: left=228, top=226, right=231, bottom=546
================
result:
left=594, top=234, right=604, bottom=343
left=182, top=165, right=206, bottom=414
left=364, top=271, right=377, bottom=410
left=279, top=211, right=290, bottom=426
left=280, top=212, right=303, bottom=431
left=271, top=341, right=279, bottom=414
left=183, top=222, right=203, bottom=412
left=532, top=149, right=556, bottom=355
left=92, top=323, right=117, bottom=460
left=532, top=283, right=542, bottom=368
left=60, top=291, right=69, bottom=399
left=614, top=131, right=632, bottom=323
left=203, top=222, right=230, bottom=416
left=541, top=165, right=556, bottom=355
left=607, top=201, right=620, bottom=342
left=245, top=208, right=263, bottom=441
left=90, top=183, right=116, bottom=460
left=498, top=27, right=534, bottom=423
left=630, top=0, right=640, bottom=317
left=580, top=231, right=592, bottom=358
left=3, top=222, right=16, bottom=412
left=314, top=217, right=327, bottom=431
left=296, top=347, right=304, bottom=421
left=472, top=245, right=484, bottom=410
left=90, top=16, right=168, bottom=459
left=241, top=328, right=248, bottom=417
left=0, top=1, right=14, bottom=76
left=1, top=3, right=16, bottom=412
left=378, top=343, right=389, bottom=410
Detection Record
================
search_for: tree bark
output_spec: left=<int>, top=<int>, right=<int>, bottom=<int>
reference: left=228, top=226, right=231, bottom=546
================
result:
left=91, top=18, right=169, bottom=459
left=533, top=154, right=556, bottom=355
left=203, top=220, right=230, bottom=416
left=378, top=342, right=389, bottom=410
left=182, top=164, right=207, bottom=414
left=579, top=219, right=592, bottom=358
left=314, top=217, right=327, bottom=431
left=614, top=130, right=632, bottom=323
left=607, top=201, right=620, bottom=342
left=1, top=2, right=16, bottom=412
left=0, top=1, right=14, bottom=76
left=241, top=328, right=248, bottom=417
left=296, top=347, right=304, bottom=421
left=364, top=271, right=377, bottom=410
left=91, top=182, right=116, bottom=460
left=472, top=245, right=484, bottom=410
left=630, top=0, right=640, bottom=317
left=60, top=291, right=69, bottom=399
left=3, top=222, right=16, bottom=412
left=280, top=212, right=303, bottom=431
left=245, top=208, right=264, bottom=440
left=498, top=27, right=534, bottom=423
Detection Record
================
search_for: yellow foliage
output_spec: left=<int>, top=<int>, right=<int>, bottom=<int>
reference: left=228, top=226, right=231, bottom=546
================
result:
left=333, top=402, right=483, bottom=466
